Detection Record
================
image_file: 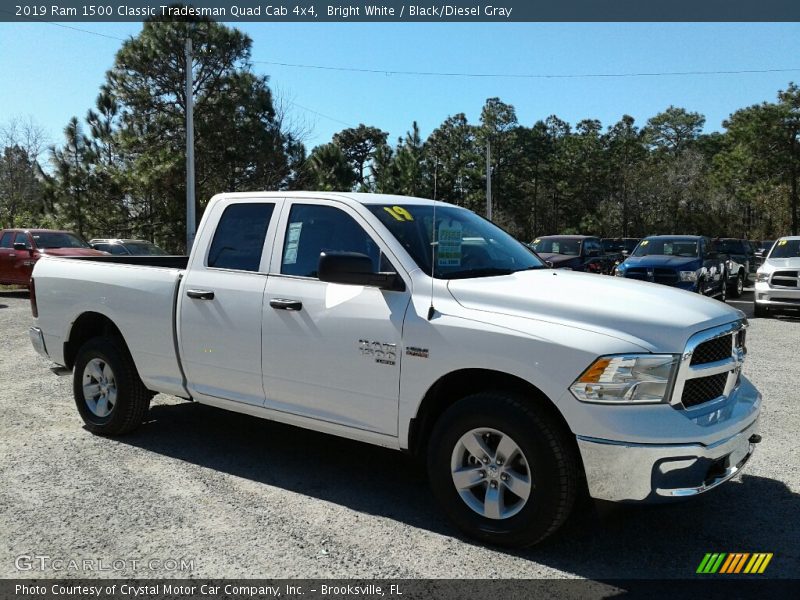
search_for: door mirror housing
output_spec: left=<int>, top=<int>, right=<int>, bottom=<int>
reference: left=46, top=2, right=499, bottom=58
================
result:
left=13, top=242, right=31, bottom=252
left=318, top=252, right=405, bottom=291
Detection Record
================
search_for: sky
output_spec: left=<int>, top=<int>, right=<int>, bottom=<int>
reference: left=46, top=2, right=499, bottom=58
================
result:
left=2, top=22, right=800, bottom=154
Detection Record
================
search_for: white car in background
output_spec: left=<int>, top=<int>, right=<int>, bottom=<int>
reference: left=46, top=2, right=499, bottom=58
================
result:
left=754, top=236, right=800, bottom=317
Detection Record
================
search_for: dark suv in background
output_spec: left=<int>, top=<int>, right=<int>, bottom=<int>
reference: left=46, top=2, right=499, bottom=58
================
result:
left=530, top=235, right=618, bottom=274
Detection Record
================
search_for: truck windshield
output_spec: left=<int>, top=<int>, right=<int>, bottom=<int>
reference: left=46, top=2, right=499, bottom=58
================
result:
left=632, top=239, right=698, bottom=258
left=31, top=232, right=89, bottom=249
left=530, top=238, right=581, bottom=256
left=769, top=239, right=800, bottom=258
left=367, top=204, right=544, bottom=278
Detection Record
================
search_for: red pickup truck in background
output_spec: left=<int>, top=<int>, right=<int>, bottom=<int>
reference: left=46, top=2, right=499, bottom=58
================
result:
left=0, top=229, right=107, bottom=286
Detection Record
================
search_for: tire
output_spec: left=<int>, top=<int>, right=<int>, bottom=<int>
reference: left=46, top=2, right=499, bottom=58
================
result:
left=729, top=272, right=744, bottom=299
left=427, top=392, right=579, bottom=548
left=754, top=303, right=769, bottom=318
left=73, top=336, right=151, bottom=435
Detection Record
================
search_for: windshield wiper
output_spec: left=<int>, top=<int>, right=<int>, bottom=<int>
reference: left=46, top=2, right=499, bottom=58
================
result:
left=442, top=267, right=515, bottom=279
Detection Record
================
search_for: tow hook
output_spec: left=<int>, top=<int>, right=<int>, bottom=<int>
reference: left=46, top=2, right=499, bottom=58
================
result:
left=749, top=434, right=762, bottom=444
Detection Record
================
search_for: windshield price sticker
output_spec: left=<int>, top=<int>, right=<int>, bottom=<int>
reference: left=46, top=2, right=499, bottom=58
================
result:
left=283, top=222, right=303, bottom=265
left=383, top=206, right=414, bottom=221
left=437, top=221, right=463, bottom=267
left=641, top=240, right=649, bottom=246
left=778, top=240, right=788, bottom=245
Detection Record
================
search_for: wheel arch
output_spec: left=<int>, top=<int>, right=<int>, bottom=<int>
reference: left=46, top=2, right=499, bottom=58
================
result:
left=64, top=311, right=129, bottom=370
left=407, top=368, right=577, bottom=460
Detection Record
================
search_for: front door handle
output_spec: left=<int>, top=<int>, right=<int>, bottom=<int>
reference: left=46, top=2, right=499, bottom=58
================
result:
left=186, top=289, right=215, bottom=300
left=270, top=298, right=303, bottom=311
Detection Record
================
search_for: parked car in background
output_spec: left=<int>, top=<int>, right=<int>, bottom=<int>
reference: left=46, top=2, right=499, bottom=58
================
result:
left=601, top=237, right=640, bottom=257
left=530, top=235, right=617, bottom=274
left=754, top=236, right=800, bottom=317
left=754, top=240, right=776, bottom=268
left=89, top=238, right=168, bottom=256
left=615, top=235, right=728, bottom=301
left=714, top=238, right=756, bottom=297
left=0, top=229, right=107, bottom=286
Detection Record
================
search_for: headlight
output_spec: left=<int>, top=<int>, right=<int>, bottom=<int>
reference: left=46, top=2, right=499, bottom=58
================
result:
left=570, top=354, right=678, bottom=404
left=755, top=271, right=769, bottom=283
left=614, top=268, right=625, bottom=277
left=679, top=270, right=698, bottom=282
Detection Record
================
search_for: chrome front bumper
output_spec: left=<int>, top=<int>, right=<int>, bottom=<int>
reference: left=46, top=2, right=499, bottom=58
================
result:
left=754, top=281, right=800, bottom=309
left=577, top=418, right=760, bottom=502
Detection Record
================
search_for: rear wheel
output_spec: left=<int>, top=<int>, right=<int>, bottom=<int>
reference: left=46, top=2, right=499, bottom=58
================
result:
left=427, top=392, right=579, bottom=547
left=73, top=336, right=151, bottom=435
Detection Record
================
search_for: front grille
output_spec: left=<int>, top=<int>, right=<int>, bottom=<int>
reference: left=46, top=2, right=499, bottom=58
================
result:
left=682, top=373, right=728, bottom=408
left=624, top=267, right=648, bottom=281
left=771, top=271, right=798, bottom=288
left=690, top=335, right=732, bottom=365
left=623, top=267, right=679, bottom=284
left=654, top=268, right=679, bottom=284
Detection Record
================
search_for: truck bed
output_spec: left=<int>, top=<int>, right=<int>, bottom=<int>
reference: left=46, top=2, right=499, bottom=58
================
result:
left=32, top=255, right=188, bottom=397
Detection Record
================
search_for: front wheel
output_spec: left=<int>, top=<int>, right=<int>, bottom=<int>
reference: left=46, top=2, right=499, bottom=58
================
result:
left=73, top=336, right=151, bottom=435
left=427, top=392, right=579, bottom=547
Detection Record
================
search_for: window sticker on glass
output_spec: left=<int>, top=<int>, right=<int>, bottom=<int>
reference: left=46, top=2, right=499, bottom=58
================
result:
left=641, top=240, right=649, bottom=246
left=437, top=221, right=463, bottom=267
left=533, top=238, right=541, bottom=244
left=778, top=239, right=788, bottom=246
left=383, top=206, right=414, bottom=222
left=283, top=222, right=303, bottom=265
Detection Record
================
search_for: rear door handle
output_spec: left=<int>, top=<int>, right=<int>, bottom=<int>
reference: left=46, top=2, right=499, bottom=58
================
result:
left=270, top=298, right=302, bottom=311
left=186, top=289, right=215, bottom=300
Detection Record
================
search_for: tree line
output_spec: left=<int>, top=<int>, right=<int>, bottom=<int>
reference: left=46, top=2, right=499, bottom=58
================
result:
left=1, top=17, right=798, bottom=253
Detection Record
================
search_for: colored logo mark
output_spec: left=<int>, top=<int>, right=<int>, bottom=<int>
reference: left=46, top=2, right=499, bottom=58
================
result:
left=697, top=553, right=773, bottom=574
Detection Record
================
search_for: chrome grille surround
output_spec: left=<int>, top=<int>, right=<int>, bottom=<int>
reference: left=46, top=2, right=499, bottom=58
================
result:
left=670, top=319, right=748, bottom=410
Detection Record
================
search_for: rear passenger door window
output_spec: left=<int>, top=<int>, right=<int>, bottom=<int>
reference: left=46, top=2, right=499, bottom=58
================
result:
left=207, top=203, right=275, bottom=271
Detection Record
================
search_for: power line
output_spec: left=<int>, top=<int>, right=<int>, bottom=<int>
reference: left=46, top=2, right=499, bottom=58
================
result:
left=254, top=59, right=800, bottom=80
left=286, top=101, right=354, bottom=127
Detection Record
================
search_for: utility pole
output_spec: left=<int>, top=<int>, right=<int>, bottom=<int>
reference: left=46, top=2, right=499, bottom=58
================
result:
left=185, top=37, right=196, bottom=252
left=485, top=138, right=492, bottom=220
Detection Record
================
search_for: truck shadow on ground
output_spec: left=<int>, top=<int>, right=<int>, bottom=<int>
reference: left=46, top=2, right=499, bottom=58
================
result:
left=118, top=401, right=799, bottom=578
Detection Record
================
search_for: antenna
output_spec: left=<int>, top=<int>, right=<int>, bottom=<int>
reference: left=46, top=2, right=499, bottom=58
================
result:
left=428, top=184, right=437, bottom=321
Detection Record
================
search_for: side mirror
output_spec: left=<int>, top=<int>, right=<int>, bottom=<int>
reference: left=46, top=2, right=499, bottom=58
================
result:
left=318, top=252, right=404, bottom=291
left=13, top=242, right=31, bottom=252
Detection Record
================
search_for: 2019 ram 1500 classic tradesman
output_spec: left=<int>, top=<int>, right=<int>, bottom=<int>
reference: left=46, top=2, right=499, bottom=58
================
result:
left=28, top=192, right=761, bottom=547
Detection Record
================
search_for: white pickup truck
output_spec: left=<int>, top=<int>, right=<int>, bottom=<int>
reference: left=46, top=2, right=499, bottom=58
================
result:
left=29, top=192, right=762, bottom=547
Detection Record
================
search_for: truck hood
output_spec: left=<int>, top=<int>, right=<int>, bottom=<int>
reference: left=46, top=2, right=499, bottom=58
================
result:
left=446, top=269, right=742, bottom=352
left=621, top=255, right=699, bottom=269
left=39, top=248, right=107, bottom=257
left=763, top=257, right=800, bottom=270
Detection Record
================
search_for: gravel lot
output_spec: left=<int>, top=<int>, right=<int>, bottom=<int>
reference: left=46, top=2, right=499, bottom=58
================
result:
left=1, top=288, right=798, bottom=579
